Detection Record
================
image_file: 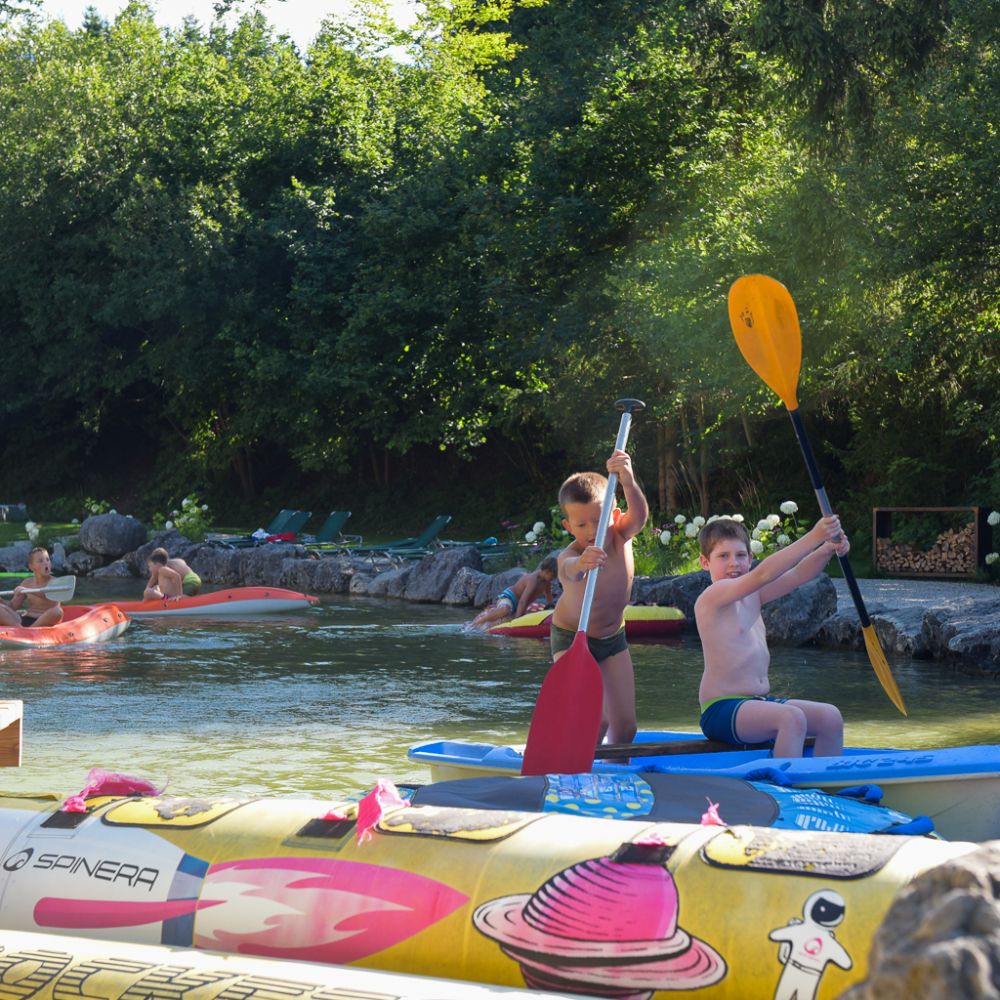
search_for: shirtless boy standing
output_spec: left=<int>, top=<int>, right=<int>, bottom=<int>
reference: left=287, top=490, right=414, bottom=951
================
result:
left=695, top=516, right=848, bottom=757
left=143, top=550, right=184, bottom=600
left=10, top=547, right=64, bottom=627
left=550, top=449, right=649, bottom=745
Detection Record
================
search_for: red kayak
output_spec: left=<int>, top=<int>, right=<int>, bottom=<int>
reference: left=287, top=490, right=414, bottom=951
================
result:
left=0, top=605, right=129, bottom=648
left=82, top=587, right=320, bottom=618
left=488, top=605, right=685, bottom=640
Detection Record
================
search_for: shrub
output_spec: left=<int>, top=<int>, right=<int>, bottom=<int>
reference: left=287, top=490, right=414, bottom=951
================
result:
left=151, top=494, right=211, bottom=542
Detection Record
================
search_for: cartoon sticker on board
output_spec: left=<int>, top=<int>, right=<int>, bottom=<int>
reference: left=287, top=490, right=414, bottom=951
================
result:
left=195, top=857, right=468, bottom=965
left=474, top=846, right=726, bottom=997
left=768, top=889, right=853, bottom=1000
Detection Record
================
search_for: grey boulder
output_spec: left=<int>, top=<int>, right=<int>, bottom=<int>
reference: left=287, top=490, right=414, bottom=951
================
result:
left=403, top=546, right=484, bottom=603
left=79, top=513, right=147, bottom=558
left=841, top=841, right=1000, bottom=1000
left=762, top=574, right=838, bottom=645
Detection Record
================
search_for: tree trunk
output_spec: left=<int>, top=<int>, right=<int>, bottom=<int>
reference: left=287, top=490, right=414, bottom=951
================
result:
left=231, top=447, right=255, bottom=499
left=697, top=396, right=710, bottom=518
left=657, top=420, right=681, bottom=515
left=657, top=423, right=668, bottom=514
left=665, top=420, right=680, bottom=514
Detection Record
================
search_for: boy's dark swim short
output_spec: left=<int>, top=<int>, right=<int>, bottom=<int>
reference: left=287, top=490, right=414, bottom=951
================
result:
left=550, top=622, right=628, bottom=662
left=699, top=695, right=788, bottom=745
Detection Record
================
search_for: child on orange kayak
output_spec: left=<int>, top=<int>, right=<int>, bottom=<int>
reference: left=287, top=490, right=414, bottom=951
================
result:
left=471, top=556, right=558, bottom=629
left=550, top=449, right=648, bottom=745
left=10, top=546, right=64, bottom=627
left=695, top=515, right=849, bottom=757
left=151, top=548, right=202, bottom=596
left=0, top=598, right=18, bottom=626
left=143, top=549, right=184, bottom=600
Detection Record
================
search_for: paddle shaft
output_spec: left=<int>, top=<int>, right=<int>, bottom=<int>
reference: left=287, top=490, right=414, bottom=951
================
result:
left=786, top=408, right=872, bottom=628
left=577, top=407, right=637, bottom=633
left=0, top=583, right=66, bottom=597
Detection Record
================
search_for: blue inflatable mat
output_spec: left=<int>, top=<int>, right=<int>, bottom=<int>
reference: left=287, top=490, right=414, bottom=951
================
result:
left=405, top=772, right=934, bottom=836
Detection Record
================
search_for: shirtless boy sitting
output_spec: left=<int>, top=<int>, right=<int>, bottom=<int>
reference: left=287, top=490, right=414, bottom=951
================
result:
left=144, top=550, right=184, bottom=600
left=10, top=546, right=64, bottom=627
left=471, top=556, right=557, bottom=629
left=550, top=449, right=649, bottom=745
left=695, top=516, right=849, bottom=758
left=151, top=548, right=202, bottom=596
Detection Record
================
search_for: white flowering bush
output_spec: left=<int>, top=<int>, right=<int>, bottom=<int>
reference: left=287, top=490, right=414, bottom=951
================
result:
left=518, top=505, right=570, bottom=556
left=83, top=497, right=112, bottom=517
left=633, top=502, right=808, bottom=576
left=152, top=494, right=211, bottom=541
left=986, top=510, right=1000, bottom=578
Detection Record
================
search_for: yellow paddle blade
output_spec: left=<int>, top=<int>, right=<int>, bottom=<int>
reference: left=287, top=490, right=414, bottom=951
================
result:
left=862, top=625, right=908, bottom=717
left=728, top=274, right=802, bottom=410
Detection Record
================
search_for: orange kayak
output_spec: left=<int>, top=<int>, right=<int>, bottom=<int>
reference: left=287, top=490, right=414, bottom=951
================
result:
left=87, top=586, right=320, bottom=618
left=0, top=604, right=129, bottom=648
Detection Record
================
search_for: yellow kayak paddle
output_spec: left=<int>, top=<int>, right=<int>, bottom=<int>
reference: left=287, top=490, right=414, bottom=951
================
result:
left=728, top=274, right=907, bottom=717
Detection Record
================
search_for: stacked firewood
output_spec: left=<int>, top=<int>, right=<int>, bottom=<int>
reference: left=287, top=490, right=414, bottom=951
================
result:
left=876, top=522, right=977, bottom=575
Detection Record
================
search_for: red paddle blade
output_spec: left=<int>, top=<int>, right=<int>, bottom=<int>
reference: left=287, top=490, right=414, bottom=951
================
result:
left=521, top=632, right=603, bottom=776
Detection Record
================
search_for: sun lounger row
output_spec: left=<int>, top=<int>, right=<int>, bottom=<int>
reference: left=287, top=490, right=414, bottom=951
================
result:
left=207, top=510, right=521, bottom=559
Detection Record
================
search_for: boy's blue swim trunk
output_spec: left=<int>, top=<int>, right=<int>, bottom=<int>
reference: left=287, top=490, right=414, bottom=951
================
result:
left=495, top=587, right=517, bottom=609
left=699, top=695, right=788, bottom=746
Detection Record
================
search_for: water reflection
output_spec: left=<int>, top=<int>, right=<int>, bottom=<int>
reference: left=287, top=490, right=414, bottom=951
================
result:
left=0, top=584, right=996, bottom=799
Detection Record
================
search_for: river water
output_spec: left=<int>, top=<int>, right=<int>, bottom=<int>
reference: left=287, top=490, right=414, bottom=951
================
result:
left=0, top=581, right=997, bottom=799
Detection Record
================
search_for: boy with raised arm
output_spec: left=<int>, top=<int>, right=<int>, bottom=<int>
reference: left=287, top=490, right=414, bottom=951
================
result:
left=695, top=516, right=849, bottom=757
left=550, top=450, right=649, bottom=745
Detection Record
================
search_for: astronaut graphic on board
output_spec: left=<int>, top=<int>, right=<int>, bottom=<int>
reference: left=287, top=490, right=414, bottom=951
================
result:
left=768, top=889, right=853, bottom=1000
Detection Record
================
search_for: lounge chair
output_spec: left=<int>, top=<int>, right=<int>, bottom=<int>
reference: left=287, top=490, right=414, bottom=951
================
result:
left=279, top=510, right=312, bottom=540
left=303, top=511, right=362, bottom=549
left=207, top=509, right=311, bottom=549
left=337, top=515, right=452, bottom=558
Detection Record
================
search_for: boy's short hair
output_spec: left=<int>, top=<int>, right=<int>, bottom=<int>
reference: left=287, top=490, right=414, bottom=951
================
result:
left=148, top=550, right=168, bottom=565
left=698, top=518, right=751, bottom=557
left=539, top=555, right=558, bottom=576
left=558, top=472, right=607, bottom=510
left=27, top=546, right=48, bottom=565
left=151, top=547, right=169, bottom=561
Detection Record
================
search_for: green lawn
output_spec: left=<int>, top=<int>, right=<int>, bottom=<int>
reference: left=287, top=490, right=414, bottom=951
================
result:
left=0, top=521, right=79, bottom=547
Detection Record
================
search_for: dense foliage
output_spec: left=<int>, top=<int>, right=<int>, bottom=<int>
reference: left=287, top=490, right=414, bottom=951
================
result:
left=0, top=0, right=995, bottom=535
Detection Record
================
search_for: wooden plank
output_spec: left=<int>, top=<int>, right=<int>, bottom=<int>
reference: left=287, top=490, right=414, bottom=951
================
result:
left=594, top=735, right=816, bottom=760
left=0, top=701, right=22, bottom=767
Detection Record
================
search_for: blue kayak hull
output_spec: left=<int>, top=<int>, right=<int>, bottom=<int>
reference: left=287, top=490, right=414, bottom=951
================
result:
left=407, top=732, right=1000, bottom=842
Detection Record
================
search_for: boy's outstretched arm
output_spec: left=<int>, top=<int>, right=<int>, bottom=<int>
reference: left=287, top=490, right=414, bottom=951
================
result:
left=607, top=450, right=649, bottom=541
left=515, top=574, right=536, bottom=617
left=703, top=516, right=844, bottom=607
left=759, top=521, right=849, bottom=604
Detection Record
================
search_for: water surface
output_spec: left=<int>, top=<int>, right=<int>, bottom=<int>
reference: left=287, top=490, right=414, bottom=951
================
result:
left=1, top=579, right=996, bottom=799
